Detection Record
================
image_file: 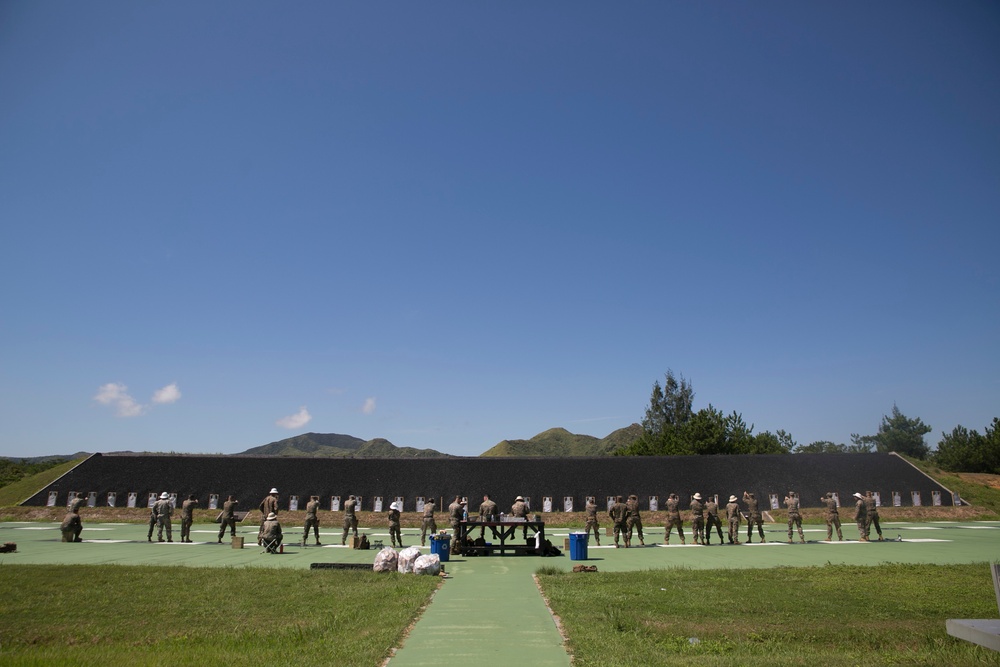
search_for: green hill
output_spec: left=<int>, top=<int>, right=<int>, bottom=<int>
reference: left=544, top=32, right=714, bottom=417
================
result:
left=0, top=458, right=86, bottom=506
left=480, top=424, right=643, bottom=457
left=239, top=432, right=453, bottom=458
left=354, top=438, right=454, bottom=458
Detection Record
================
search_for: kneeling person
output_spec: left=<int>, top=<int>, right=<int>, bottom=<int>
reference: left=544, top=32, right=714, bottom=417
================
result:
left=261, top=512, right=283, bottom=553
left=61, top=510, right=82, bottom=542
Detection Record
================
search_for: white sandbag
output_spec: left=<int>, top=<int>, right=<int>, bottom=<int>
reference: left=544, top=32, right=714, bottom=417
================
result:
left=397, top=546, right=422, bottom=574
left=413, top=553, right=441, bottom=576
left=372, top=547, right=398, bottom=573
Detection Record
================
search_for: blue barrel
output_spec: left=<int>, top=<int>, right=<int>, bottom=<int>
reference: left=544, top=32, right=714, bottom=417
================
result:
left=429, top=535, right=451, bottom=562
left=569, top=532, right=588, bottom=560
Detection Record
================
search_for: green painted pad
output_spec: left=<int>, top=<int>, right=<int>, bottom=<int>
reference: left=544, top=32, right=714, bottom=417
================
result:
left=388, top=560, right=570, bottom=666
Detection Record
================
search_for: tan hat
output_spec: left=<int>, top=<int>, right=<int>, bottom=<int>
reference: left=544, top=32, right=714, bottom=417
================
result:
left=270, top=488, right=279, bottom=494
left=515, top=496, right=524, bottom=502
left=853, top=492, right=863, bottom=499
left=729, top=495, right=737, bottom=502
left=266, top=512, right=277, bottom=520
left=159, top=492, right=169, bottom=499
left=693, top=493, right=702, bottom=500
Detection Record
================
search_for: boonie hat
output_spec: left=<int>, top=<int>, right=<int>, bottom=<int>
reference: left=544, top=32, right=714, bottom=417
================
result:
left=729, top=495, right=737, bottom=502
left=853, top=492, right=863, bottom=499
left=159, top=492, right=169, bottom=499
left=266, top=512, right=277, bottom=520
left=515, top=496, right=524, bottom=501
left=270, top=488, right=278, bottom=494
left=693, top=493, right=702, bottom=500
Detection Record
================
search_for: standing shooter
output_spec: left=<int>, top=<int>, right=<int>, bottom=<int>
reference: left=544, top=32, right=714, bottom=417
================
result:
left=785, top=491, right=804, bottom=544
left=743, top=491, right=765, bottom=543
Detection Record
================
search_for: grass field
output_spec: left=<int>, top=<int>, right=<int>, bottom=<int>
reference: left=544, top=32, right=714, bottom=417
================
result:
left=0, top=564, right=440, bottom=666
left=536, top=563, right=1000, bottom=666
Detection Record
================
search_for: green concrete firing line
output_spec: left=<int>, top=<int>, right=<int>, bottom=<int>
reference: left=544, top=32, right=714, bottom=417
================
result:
left=7, top=521, right=999, bottom=570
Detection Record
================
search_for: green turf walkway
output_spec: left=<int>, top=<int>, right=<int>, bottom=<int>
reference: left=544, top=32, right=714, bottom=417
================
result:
left=388, top=557, right=571, bottom=666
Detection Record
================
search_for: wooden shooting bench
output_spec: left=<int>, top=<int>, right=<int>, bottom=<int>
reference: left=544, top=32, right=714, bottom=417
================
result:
left=457, top=519, right=546, bottom=556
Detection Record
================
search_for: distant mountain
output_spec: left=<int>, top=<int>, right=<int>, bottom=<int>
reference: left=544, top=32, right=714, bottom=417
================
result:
left=238, top=432, right=454, bottom=458
left=479, top=424, right=644, bottom=457
left=5, top=426, right=645, bottom=461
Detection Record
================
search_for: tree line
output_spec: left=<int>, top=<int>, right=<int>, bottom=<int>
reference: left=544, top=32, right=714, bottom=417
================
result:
left=614, top=370, right=999, bottom=475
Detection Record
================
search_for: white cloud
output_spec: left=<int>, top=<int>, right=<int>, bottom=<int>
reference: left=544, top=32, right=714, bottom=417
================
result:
left=94, top=380, right=182, bottom=417
left=93, top=382, right=145, bottom=418
left=276, top=406, right=312, bottom=430
left=151, top=383, right=181, bottom=405
left=362, top=397, right=376, bottom=415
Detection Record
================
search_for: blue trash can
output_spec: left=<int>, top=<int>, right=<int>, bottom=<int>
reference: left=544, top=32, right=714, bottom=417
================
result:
left=429, top=535, right=451, bottom=562
left=569, top=532, right=588, bottom=560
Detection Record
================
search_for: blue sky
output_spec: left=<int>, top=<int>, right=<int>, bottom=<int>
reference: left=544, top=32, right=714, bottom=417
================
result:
left=1, top=2, right=998, bottom=458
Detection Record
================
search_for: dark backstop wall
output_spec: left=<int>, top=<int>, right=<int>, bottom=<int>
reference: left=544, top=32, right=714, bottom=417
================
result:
left=23, top=453, right=957, bottom=512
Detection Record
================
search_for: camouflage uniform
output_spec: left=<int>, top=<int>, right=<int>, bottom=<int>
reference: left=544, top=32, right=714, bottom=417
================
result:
left=664, top=495, right=685, bottom=545
left=853, top=494, right=868, bottom=541
left=743, top=492, right=765, bottom=543
left=420, top=499, right=437, bottom=546
left=448, top=497, right=464, bottom=553
left=388, top=505, right=402, bottom=547
left=261, top=514, right=282, bottom=553
left=258, top=492, right=279, bottom=545
left=725, top=496, right=742, bottom=544
left=584, top=499, right=601, bottom=546
left=511, top=498, right=529, bottom=539
left=689, top=496, right=706, bottom=545
left=147, top=503, right=158, bottom=542
left=61, top=511, right=82, bottom=542
left=217, top=497, right=238, bottom=542
left=478, top=495, right=498, bottom=538
left=785, top=494, right=804, bottom=543
left=303, top=497, right=321, bottom=545
left=154, top=496, right=173, bottom=542
left=608, top=497, right=629, bottom=548
left=625, top=495, right=645, bottom=546
left=821, top=493, right=843, bottom=541
left=704, top=499, right=724, bottom=544
left=180, top=496, right=198, bottom=543
left=864, top=492, right=883, bottom=541
left=70, top=494, right=87, bottom=514
left=341, top=496, right=358, bottom=545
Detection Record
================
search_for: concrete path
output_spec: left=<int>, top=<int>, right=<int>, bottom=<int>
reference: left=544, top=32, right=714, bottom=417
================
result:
left=388, top=556, right=571, bottom=666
